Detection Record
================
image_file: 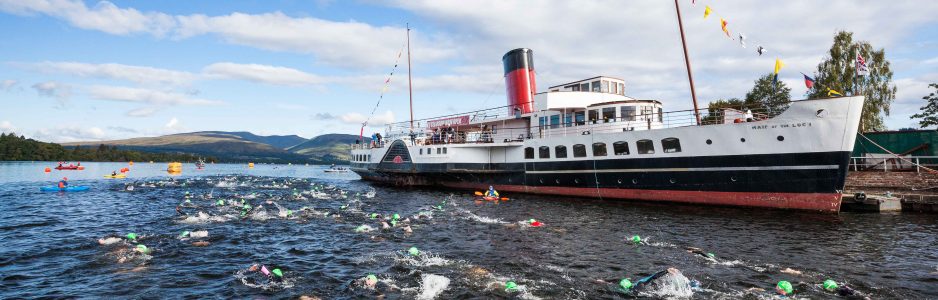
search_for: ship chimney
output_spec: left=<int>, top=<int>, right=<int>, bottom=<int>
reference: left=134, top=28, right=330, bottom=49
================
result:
left=502, top=48, right=536, bottom=115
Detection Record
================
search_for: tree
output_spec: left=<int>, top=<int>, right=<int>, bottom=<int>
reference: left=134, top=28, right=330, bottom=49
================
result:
left=808, top=31, right=897, bottom=132
left=910, top=83, right=938, bottom=129
left=703, top=98, right=744, bottom=124
left=745, top=73, right=791, bottom=115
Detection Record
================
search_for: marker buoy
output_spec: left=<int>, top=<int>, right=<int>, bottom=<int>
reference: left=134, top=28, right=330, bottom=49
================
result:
left=44, top=167, right=51, bottom=173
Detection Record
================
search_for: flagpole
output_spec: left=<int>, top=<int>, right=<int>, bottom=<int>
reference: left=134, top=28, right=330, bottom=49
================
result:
left=407, top=23, right=414, bottom=132
left=673, top=0, right=702, bottom=125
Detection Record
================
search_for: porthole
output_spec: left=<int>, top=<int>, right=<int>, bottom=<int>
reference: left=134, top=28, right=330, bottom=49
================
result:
left=777, top=135, right=784, bottom=141
left=740, top=138, right=746, bottom=143
left=706, top=139, right=712, bottom=145
left=539, top=178, right=544, bottom=184
left=730, top=176, right=737, bottom=182
left=555, top=179, right=560, bottom=184
left=669, top=178, right=676, bottom=184
left=574, top=179, right=580, bottom=184
left=617, top=179, right=623, bottom=184
left=508, top=178, right=512, bottom=183
left=632, top=179, right=638, bottom=184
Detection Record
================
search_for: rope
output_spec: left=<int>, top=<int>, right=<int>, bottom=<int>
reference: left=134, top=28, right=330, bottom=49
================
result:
left=856, top=133, right=938, bottom=174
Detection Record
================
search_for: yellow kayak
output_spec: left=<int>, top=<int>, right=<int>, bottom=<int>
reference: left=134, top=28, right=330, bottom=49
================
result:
left=103, top=173, right=127, bottom=179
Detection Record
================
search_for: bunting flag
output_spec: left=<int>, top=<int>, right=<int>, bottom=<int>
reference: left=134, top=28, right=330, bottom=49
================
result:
left=720, top=18, right=730, bottom=37
left=856, top=52, right=869, bottom=76
left=360, top=41, right=407, bottom=139
left=738, top=33, right=746, bottom=48
left=704, top=6, right=711, bottom=19
left=756, top=45, right=766, bottom=56
left=828, top=89, right=843, bottom=97
left=801, top=73, right=815, bottom=89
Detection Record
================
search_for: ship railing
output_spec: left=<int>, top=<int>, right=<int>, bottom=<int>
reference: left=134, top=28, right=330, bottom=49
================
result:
left=849, top=156, right=938, bottom=173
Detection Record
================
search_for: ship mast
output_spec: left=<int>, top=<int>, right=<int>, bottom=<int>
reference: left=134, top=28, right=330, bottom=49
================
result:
left=673, top=0, right=701, bottom=125
left=407, top=23, right=414, bottom=131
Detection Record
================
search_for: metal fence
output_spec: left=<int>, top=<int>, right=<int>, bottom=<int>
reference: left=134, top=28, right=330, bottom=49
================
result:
left=849, top=156, right=938, bottom=172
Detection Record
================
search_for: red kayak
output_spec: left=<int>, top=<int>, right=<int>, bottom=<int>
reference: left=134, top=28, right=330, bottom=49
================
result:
left=54, top=165, right=83, bottom=170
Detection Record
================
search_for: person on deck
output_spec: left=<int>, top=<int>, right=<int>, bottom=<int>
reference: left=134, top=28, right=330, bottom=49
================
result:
left=485, top=186, right=499, bottom=198
left=58, top=177, right=69, bottom=189
left=744, top=109, right=754, bottom=122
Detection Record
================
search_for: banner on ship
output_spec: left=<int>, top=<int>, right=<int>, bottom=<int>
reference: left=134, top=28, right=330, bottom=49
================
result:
left=427, top=115, right=470, bottom=129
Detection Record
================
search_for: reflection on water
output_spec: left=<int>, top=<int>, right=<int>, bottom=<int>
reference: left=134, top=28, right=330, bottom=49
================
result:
left=0, top=162, right=936, bottom=299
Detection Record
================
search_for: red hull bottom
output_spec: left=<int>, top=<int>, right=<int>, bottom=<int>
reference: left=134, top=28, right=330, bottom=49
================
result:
left=438, top=182, right=842, bottom=212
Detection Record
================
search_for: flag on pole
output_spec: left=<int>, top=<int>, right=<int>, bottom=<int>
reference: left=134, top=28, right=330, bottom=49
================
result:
left=704, top=6, right=711, bottom=19
left=801, top=73, right=815, bottom=89
left=827, top=89, right=843, bottom=97
left=720, top=19, right=730, bottom=37
left=856, top=52, right=869, bottom=76
left=772, top=58, right=784, bottom=88
left=692, top=0, right=696, bottom=6
left=756, top=46, right=766, bottom=56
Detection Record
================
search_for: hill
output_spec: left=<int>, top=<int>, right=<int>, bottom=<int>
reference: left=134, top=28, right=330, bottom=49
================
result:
left=0, top=132, right=210, bottom=162
left=194, top=131, right=307, bottom=149
left=288, top=134, right=366, bottom=162
left=63, top=132, right=311, bottom=163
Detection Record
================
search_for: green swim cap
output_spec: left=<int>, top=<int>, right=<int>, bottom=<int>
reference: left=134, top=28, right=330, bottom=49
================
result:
left=631, top=235, right=641, bottom=243
left=244, top=204, right=252, bottom=210
left=707, top=252, right=715, bottom=258
left=126, top=233, right=137, bottom=240
left=367, top=274, right=377, bottom=281
left=776, top=280, right=793, bottom=294
left=529, top=219, right=536, bottom=223
left=370, top=213, right=378, bottom=219
left=505, top=281, right=518, bottom=292
left=408, top=246, right=420, bottom=256
left=287, top=209, right=293, bottom=216
left=272, top=268, right=283, bottom=278
left=136, top=244, right=148, bottom=253
left=217, top=199, right=224, bottom=205
left=822, top=279, right=838, bottom=291
left=179, top=231, right=190, bottom=237
left=619, top=278, right=633, bottom=290
left=393, top=213, right=400, bottom=220
left=355, top=225, right=367, bottom=232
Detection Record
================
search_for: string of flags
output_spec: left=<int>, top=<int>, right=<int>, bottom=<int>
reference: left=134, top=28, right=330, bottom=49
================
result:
left=360, top=42, right=407, bottom=139
left=690, top=1, right=868, bottom=97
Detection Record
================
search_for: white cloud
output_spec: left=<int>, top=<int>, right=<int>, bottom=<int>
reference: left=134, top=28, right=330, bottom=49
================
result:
left=125, top=106, right=162, bottom=117
left=340, top=110, right=395, bottom=127
left=0, top=120, right=15, bottom=133
left=924, top=57, right=938, bottom=65
left=25, top=61, right=198, bottom=86
left=203, top=62, right=325, bottom=86
left=31, top=81, right=71, bottom=107
left=165, top=117, right=179, bottom=128
left=88, top=85, right=222, bottom=106
left=0, top=0, right=176, bottom=36
left=32, top=125, right=106, bottom=143
left=1, top=79, right=17, bottom=91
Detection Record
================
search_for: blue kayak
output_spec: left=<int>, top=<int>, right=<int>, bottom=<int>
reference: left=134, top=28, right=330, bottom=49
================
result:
left=40, top=186, right=90, bottom=192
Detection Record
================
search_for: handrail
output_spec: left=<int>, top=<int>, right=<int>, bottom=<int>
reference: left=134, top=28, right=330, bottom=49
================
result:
left=848, top=156, right=938, bottom=173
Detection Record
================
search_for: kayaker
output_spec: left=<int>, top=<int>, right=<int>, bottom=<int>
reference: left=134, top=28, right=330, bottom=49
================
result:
left=484, top=186, right=499, bottom=198
left=58, top=177, right=69, bottom=189
left=111, top=171, right=118, bottom=177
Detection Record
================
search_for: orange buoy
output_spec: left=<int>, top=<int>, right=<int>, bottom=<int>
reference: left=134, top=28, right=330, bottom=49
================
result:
left=44, top=167, right=51, bottom=173
left=128, top=161, right=134, bottom=166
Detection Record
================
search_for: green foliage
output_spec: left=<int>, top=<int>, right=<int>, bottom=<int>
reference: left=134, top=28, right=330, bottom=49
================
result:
left=744, top=73, right=791, bottom=115
left=910, top=83, right=938, bottom=129
left=703, top=98, right=744, bottom=124
left=0, top=133, right=214, bottom=162
left=808, top=31, right=897, bottom=131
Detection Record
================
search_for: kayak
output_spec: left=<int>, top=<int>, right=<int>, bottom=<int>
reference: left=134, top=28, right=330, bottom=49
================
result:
left=104, top=174, right=127, bottom=179
left=54, top=166, right=84, bottom=170
left=40, top=186, right=90, bottom=192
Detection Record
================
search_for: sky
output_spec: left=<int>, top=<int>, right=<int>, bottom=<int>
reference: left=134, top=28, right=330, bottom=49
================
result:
left=1, top=0, right=936, bottom=143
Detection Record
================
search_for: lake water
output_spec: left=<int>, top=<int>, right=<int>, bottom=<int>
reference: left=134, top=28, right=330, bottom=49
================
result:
left=1, top=161, right=936, bottom=299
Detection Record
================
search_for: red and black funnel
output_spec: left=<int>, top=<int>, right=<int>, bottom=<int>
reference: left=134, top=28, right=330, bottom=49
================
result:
left=503, top=48, right=536, bottom=115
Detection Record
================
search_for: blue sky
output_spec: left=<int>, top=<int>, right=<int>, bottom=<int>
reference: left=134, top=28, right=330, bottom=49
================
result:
left=1, top=0, right=936, bottom=142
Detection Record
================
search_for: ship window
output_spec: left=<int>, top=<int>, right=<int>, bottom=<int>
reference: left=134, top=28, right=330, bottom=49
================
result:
left=564, top=113, right=573, bottom=127
left=619, top=83, right=625, bottom=95
left=621, top=106, right=636, bottom=121
left=550, top=115, right=560, bottom=129
left=555, top=145, right=567, bottom=158
left=642, top=106, right=654, bottom=120
left=591, top=80, right=601, bottom=92
left=419, top=149, right=423, bottom=155
left=573, top=144, right=587, bottom=157
left=538, top=116, right=546, bottom=131
left=611, top=82, right=617, bottom=94
left=637, top=139, right=655, bottom=154
left=603, top=107, right=616, bottom=123
left=588, top=110, right=599, bottom=124
left=580, top=83, right=589, bottom=91
left=525, top=147, right=534, bottom=159
left=662, top=138, right=681, bottom=153
left=658, top=107, right=664, bottom=123
left=539, top=146, right=550, bottom=158
left=613, top=141, right=630, bottom=155
left=437, top=148, right=441, bottom=154
left=593, top=142, right=608, bottom=156
left=601, top=80, right=609, bottom=93
left=443, top=147, right=448, bottom=154
left=567, top=84, right=579, bottom=91
left=575, top=111, right=586, bottom=126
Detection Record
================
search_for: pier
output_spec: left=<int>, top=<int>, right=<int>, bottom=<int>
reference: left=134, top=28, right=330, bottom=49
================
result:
left=843, top=170, right=938, bottom=212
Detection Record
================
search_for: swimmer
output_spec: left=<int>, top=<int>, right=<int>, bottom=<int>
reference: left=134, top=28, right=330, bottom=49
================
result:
left=780, top=267, right=802, bottom=275
left=608, top=268, right=695, bottom=297
left=685, top=247, right=716, bottom=259
left=403, top=225, right=413, bottom=234
left=822, top=279, right=869, bottom=300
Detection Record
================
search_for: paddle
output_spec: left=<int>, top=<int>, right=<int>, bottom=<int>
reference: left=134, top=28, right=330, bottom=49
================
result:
left=474, top=191, right=483, bottom=196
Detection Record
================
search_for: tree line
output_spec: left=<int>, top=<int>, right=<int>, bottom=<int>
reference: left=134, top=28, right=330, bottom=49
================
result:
left=0, top=133, right=215, bottom=162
